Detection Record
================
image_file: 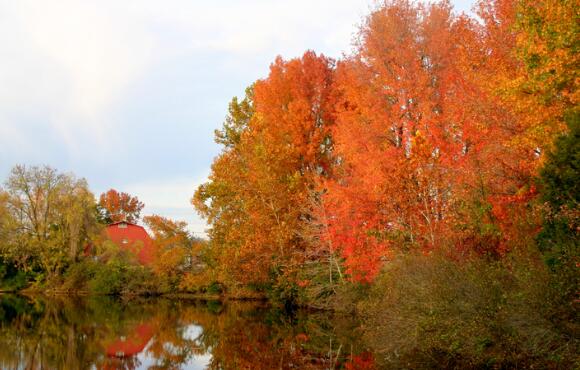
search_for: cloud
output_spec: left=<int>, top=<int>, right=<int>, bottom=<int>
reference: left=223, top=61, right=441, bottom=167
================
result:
left=123, top=173, right=209, bottom=236
left=0, top=0, right=371, bottom=161
left=0, top=0, right=476, bottom=233
left=0, top=0, right=156, bottom=157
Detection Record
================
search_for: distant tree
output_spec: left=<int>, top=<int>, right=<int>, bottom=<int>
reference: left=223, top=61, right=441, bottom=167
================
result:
left=98, top=189, right=144, bottom=223
left=0, top=189, right=13, bottom=244
left=143, top=215, right=201, bottom=290
left=1, top=165, right=98, bottom=277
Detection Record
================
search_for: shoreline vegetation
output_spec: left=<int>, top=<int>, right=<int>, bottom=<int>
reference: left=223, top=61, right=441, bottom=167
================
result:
left=0, top=0, right=577, bottom=368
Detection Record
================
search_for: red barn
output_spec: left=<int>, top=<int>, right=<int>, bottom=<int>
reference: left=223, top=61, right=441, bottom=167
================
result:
left=105, top=221, right=155, bottom=265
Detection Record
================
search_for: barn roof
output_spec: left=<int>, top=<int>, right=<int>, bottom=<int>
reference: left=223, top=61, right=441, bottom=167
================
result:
left=105, top=221, right=155, bottom=265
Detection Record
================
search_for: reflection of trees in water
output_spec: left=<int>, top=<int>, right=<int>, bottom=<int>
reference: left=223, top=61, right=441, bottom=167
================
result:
left=100, top=355, right=142, bottom=370
left=0, top=295, right=373, bottom=369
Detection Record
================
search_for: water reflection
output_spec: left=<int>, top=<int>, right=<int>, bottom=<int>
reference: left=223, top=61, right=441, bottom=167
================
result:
left=0, top=295, right=375, bottom=369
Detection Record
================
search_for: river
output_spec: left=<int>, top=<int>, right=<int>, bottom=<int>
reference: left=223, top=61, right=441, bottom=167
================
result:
left=0, top=294, right=376, bottom=369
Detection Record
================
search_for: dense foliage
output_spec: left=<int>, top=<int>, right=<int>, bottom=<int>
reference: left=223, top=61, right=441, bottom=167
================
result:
left=0, top=166, right=204, bottom=295
left=0, top=0, right=577, bottom=366
left=195, top=0, right=577, bottom=287
left=192, top=0, right=578, bottom=365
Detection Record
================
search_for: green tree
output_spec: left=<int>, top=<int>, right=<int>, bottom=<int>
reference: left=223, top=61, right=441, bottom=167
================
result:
left=538, top=111, right=579, bottom=308
left=1, top=165, right=99, bottom=280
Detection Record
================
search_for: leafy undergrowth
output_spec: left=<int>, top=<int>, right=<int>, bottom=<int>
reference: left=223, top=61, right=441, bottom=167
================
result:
left=357, top=250, right=579, bottom=369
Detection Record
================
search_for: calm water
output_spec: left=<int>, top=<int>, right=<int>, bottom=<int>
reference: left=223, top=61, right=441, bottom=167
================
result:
left=0, top=294, right=375, bottom=369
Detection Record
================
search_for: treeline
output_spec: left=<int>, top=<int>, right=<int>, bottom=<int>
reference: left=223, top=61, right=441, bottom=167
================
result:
left=0, top=165, right=205, bottom=294
left=194, top=0, right=577, bottom=297
left=193, top=0, right=578, bottom=366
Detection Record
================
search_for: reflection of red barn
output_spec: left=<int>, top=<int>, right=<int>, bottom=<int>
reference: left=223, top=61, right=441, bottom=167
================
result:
left=105, top=221, right=155, bottom=265
left=105, top=323, right=154, bottom=358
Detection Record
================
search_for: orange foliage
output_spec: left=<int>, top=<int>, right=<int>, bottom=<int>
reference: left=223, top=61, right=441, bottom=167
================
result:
left=143, top=215, right=197, bottom=284
left=196, top=0, right=571, bottom=283
left=99, top=189, right=144, bottom=223
left=194, top=51, right=336, bottom=285
left=326, top=0, right=488, bottom=280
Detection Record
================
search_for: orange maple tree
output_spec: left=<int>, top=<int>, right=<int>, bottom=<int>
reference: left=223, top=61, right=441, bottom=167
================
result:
left=194, top=51, right=336, bottom=285
left=194, top=0, right=575, bottom=285
left=98, top=189, right=144, bottom=223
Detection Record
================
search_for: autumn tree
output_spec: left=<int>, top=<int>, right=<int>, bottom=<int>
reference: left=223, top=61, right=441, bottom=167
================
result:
left=512, top=0, right=580, bottom=309
left=98, top=189, right=144, bottom=223
left=194, top=0, right=576, bottom=289
left=512, top=0, right=578, bottom=136
left=1, top=165, right=99, bottom=278
left=194, top=52, right=336, bottom=288
left=193, top=87, right=254, bottom=286
left=448, top=0, right=579, bottom=257
left=143, top=215, right=202, bottom=291
left=322, top=0, right=501, bottom=281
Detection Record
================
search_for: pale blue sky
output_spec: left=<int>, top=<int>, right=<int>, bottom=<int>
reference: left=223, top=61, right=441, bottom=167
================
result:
left=0, top=0, right=476, bottom=235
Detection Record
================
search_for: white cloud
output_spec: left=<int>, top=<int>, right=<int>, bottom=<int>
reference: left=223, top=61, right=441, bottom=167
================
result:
left=124, top=173, right=209, bottom=236
left=0, top=0, right=156, bottom=155
left=0, top=0, right=371, bottom=159
left=0, top=0, right=475, bottom=234
left=129, top=0, right=370, bottom=56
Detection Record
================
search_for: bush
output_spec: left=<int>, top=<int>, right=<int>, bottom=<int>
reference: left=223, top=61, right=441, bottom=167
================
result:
left=61, top=259, right=98, bottom=292
left=122, top=264, right=156, bottom=295
left=0, top=260, right=31, bottom=291
left=358, top=251, right=579, bottom=368
left=88, top=259, right=126, bottom=295
left=87, top=256, right=156, bottom=295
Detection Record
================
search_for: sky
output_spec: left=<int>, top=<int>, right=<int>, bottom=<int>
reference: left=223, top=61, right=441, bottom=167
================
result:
left=0, top=0, right=475, bottom=236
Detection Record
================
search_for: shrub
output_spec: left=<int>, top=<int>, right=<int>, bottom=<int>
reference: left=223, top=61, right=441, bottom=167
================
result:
left=61, top=259, right=98, bottom=292
left=0, top=260, right=31, bottom=291
left=89, top=258, right=126, bottom=295
left=86, top=255, right=157, bottom=295
left=358, top=251, right=578, bottom=368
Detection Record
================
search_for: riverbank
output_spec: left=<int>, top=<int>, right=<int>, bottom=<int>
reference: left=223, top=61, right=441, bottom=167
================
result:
left=12, top=284, right=268, bottom=302
left=4, top=249, right=578, bottom=369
